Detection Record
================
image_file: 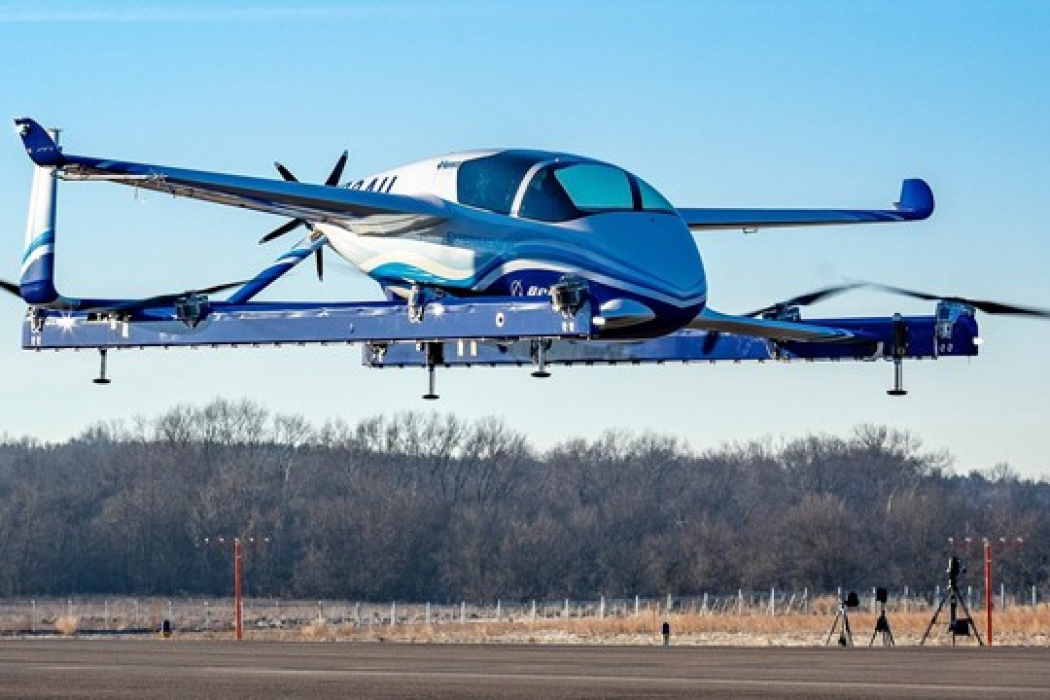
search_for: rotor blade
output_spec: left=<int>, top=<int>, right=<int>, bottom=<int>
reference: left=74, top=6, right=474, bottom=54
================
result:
left=274, top=162, right=298, bottom=182
left=965, top=300, right=1050, bottom=318
left=325, top=150, right=349, bottom=187
left=745, top=283, right=863, bottom=317
left=865, top=283, right=941, bottom=303
left=869, top=283, right=1050, bottom=318
left=0, top=279, right=22, bottom=299
left=315, top=246, right=324, bottom=281
left=258, top=218, right=304, bottom=244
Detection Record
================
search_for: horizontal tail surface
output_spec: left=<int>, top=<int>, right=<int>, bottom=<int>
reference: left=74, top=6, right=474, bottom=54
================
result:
left=15, top=118, right=65, bottom=167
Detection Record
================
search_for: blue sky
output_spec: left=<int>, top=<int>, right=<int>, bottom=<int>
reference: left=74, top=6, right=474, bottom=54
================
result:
left=1, top=1, right=1048, bottom=476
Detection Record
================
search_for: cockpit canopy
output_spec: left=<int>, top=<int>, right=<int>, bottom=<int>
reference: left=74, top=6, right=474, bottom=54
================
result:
left=456, top=150, right=674, bottom=222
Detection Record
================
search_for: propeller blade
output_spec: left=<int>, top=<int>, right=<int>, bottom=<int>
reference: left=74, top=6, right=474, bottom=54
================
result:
left=275, top=162, right=298, bottom=182
left=260, top=152, right=345, bottom=246
left=869, top=283, right=1050, bottom=318
left=0, top=279, right=22, bottom=299
left=315, top=246, right=324, bottom=281
left=745, top=283, right=863, bottom=317
left=259, top=218, right=304, bottom=244
left=325, top=150, right=349, bottom=187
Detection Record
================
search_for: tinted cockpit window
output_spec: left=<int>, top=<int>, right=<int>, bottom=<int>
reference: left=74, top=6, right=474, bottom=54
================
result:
left=635, top=175, right=674, bottom=211
left=458, top=152, right=677, bottom=223
left=518, top=162, right=676, bottom=223
left=457, top=152, right=543, bottom=215
left=555, top=164, right=634, bottom=211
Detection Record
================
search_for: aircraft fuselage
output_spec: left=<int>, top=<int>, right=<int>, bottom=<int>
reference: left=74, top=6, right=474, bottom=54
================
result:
left=324, top=149, right=708, bottom=338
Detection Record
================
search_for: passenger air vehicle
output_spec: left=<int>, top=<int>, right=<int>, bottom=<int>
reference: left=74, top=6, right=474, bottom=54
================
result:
left=7, top=117, right=1043, bottom=395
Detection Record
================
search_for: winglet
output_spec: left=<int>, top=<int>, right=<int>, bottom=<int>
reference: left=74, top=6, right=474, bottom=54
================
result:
left=897, top=178, right=934, bottom=220
left=14, top=118, right=66, bottom=167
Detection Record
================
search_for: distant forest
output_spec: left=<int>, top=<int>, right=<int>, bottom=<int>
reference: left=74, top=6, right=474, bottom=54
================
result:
left=0, top=399, right=1046, bottom=602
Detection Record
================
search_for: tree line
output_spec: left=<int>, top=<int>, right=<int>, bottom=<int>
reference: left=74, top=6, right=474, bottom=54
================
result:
left=0, top=399, right=1046, bottom=602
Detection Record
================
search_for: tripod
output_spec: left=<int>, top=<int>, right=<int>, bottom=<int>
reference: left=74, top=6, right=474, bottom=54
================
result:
left=825, top=591, right=858, bottom=647
left=869, top=600, right=895, bottom=646
left=920, top=556, right=984, bottom=646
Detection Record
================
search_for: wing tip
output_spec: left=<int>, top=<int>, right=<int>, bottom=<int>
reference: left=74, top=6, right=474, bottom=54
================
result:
left=898, top=178, right=934, bottom=219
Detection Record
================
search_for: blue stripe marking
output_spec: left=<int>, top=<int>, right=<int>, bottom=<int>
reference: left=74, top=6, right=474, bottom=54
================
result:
left=21, top=230, right=54, bottom=265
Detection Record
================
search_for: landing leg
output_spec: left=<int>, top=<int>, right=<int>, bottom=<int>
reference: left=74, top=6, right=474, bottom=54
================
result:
left=887, top=357, right=907, bottom=396
left=422, top=342, right=441, bottom=400
left=887, top=314, right=909, bottom=396
left=531, top=340, right=551, bottom=378
left=422, top=363, right=439, bottom=401
left=93, top=348, right=112, bottom=385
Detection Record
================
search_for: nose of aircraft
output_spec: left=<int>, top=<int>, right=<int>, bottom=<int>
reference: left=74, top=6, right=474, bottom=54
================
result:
left=597, top=212, right=707, bottom=308
left=578, top=212, right=706, bottom=336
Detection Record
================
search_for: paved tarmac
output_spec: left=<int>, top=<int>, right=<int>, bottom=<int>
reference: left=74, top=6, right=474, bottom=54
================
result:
left=0, top=639, right=1047, bottom=699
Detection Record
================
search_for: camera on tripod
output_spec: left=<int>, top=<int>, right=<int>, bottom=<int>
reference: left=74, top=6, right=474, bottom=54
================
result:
left=826, top=588, right=895, bottom=647
left=871, top=587, right=894, bottom=645
left=921, top=554, right=983, bottom=645
left=825, top=591, right=861, bottom=646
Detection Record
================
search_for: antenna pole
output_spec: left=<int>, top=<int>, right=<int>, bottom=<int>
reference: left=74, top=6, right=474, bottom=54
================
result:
left=984, top=539, right=992, bottom=647
left=235, top=538, right=243, bottom=641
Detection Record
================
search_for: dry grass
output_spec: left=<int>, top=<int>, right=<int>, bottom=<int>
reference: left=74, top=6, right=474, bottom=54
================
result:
left=257, top=603, right=1050, bottom=647
left=299, top=619, right=333, bottom=640
left=6, top=597, right=1049, bottom=646
left=54, top=614, right=78, bottom=636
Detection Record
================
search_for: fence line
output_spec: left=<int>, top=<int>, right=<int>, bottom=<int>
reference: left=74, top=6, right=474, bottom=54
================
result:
left=1, top=586, right=1046, bottom=635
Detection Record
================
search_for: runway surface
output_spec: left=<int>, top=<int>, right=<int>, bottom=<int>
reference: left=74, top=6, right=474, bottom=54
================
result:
left=0, top=639, right=1047, bottom=699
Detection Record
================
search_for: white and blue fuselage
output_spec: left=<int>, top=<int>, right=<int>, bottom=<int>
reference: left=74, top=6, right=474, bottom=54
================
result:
left=320, top=149, right=707, bottom=337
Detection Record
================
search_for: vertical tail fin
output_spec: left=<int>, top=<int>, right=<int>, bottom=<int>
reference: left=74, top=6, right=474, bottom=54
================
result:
left=20, top=128, right=60, bottom=305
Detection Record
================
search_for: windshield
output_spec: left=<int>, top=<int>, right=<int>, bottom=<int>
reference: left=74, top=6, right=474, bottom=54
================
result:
left=456, top=151, right=547, bottom=215
left=455, top=151, right=676, bottom=222
left=519, top=162, right=674, bottom=222
left=555, top=164, right=634, bottom=210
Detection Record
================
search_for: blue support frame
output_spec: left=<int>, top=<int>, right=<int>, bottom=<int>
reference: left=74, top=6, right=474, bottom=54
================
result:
left=22, top=297, right=593, bottom=349
left=22, top=292, right=979, bottom=376
left=364, top=313, right=979, bottom=368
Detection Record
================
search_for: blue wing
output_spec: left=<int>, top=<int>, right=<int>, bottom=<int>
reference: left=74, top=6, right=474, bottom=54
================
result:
left=15, top=117, right=448, bottom=234
left=678, top=179, right=933, bottom=231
